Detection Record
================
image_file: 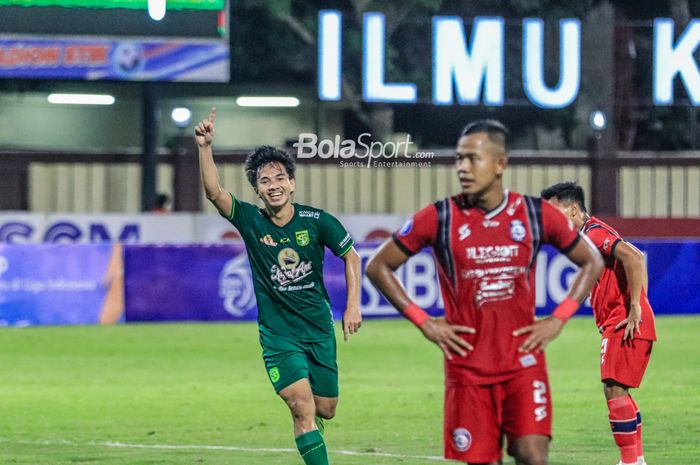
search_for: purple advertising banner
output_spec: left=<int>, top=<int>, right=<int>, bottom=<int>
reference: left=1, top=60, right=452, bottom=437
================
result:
left=0, top=244, right=115, bottom=326
left=124, top=241, right=700, bottom=323
left=124, top=244, right=254, bottom=322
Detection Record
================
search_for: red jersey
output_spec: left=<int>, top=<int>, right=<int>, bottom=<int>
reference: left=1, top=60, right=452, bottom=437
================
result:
left=583, top=217, right=656, bottom=341
left=394, top=191, right=581, bottom=385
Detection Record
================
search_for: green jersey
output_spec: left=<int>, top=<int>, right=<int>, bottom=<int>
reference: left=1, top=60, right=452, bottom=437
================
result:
left=226, top=194, right=354, bottom=341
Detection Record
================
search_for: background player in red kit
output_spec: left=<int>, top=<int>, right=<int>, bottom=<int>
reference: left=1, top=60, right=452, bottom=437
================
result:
left=366, top=120, right=603, bottom=465
left=542, top=182, right=656, bottom=465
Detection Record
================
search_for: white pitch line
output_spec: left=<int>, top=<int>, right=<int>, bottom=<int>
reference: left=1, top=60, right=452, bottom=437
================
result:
left=0, top=438, right=446, bottom=462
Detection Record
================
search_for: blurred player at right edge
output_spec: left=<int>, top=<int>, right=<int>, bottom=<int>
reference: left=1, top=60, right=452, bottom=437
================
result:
left=542, top=182, right=656, bottom=465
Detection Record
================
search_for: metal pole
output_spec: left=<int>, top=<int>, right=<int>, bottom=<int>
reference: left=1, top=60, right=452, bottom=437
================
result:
left=141, top=84, right=158, bottom=211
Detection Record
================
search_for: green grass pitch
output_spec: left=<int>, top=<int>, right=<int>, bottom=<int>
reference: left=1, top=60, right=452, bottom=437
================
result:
left=0, top=317, right=698, bottom=465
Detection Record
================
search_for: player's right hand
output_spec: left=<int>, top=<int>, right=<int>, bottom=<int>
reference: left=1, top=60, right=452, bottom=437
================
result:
left=420, top=317, right=475, bottom=360
left=194, top=107, right=216, bottom=147
left=615, top=302, right=642, bottom=340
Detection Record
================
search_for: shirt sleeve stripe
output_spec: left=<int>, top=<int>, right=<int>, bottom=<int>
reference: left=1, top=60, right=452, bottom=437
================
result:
left=338, top=242, right=355, bottom=257
left=392, top=234, right=417, bottom=256
left=610, top=238, right=622, bottom=258
left=560, top=233, right=581, bottom=255
left=227, top=192, right=235, bottom=220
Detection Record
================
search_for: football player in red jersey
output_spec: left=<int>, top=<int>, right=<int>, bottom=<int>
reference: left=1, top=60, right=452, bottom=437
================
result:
left=366, top=120, right=603, bottom=465
left=542, top=181, right=656, bottom=465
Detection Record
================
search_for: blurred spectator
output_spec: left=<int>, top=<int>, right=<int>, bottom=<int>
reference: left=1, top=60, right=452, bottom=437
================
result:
left=153, top=193, right=171, bottom=213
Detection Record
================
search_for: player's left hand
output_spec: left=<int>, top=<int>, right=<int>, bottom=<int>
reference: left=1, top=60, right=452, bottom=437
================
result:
left=342, top=306, right=362, bottom=342
left=513, top=317, right=565, bottom=353
left=615, top=303, right=642, bottom=340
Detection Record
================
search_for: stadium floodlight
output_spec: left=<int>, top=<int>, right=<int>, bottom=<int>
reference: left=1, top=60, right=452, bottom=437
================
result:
left=589, top=110, right=607, bottom=131
left=47, top=93, right=115, bottom=105
left=171, top=107, right=192, bottom=128
left=235, top=96, right=300, bottom=107
left=148, top=0, right=166, bottom=21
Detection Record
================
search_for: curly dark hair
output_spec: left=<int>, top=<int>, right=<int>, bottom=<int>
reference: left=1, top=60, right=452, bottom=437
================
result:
left=541, top=181, right=587, bottom=212
left=244, top=145, right=296, bottom=187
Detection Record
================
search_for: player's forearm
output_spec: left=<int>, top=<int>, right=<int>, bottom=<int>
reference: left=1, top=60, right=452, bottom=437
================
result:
left=565, top=241, right=603, bottom=304
left=621, top=251, right=645, bottom=307
left=198, top=144, right=225, bottom=201
left=343, top=249, right=361, bottom=309
left=628, top=242, right=649, bottom=293
left=365, top=260, right=412, bottom=312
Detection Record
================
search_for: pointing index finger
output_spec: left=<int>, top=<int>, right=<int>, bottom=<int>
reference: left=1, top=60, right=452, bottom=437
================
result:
left=209, top=107, right=216, bottom=124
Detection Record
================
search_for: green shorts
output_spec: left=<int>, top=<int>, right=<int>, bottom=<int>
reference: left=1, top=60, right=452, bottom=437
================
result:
left=259, top=329, right=338, bottom=398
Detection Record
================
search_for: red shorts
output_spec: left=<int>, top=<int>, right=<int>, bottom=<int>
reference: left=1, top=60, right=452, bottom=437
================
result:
left=600, top=337, right=653, bottom=388
left=444, top=368, right=552, bottom=463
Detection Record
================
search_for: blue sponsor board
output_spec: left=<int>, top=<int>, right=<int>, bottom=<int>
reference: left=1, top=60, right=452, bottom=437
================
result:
left=0, top=244, right=113, bottom=326
left=124, top=244, right=256, bottom=322
left=0, top=38, right=229, bottom=81
left=122, top=241, right=700, bottom=323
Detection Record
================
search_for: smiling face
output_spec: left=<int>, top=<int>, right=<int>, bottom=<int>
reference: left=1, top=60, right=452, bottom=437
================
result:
left=255, top=162, right=295, bottom=210
left=455, top=132, right=507, bottom=199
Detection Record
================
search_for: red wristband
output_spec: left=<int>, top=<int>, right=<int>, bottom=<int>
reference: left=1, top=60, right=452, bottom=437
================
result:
left=551, top=297, right=580, bottom=322
left=403, top=303, right=430, bottom=327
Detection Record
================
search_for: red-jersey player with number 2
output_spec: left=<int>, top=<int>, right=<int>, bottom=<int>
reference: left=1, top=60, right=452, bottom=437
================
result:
left=367, top=120, right=603, bottom=465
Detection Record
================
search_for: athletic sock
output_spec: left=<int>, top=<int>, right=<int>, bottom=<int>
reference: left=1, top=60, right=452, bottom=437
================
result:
left=608, top=396, right=638, bottom=464
left=295, top=429, right=329, bottom=465
left=628, top=395, right=644, bottom=458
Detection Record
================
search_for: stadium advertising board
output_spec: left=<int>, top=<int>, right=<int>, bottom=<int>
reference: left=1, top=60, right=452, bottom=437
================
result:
left=319, top=11, right=700, bottom=106
left=0, top=213, right=195, bottom=243
left=2, top=241, right=697, bottom=326
left=122, top=241, right=700, bottom=324
left=0, top=244, right=118, bottom=326
left=0, top=0, right=229, bottom=81
left=0, top=213, right=403, bottom=244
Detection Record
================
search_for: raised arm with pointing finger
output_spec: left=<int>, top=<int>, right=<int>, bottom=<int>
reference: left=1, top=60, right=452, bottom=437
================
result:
left=194, top=109, right=361, bottom=465
left=195, top=107, right=232, bottom=217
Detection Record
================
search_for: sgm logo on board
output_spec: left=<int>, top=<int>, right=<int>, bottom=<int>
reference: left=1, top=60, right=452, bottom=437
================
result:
left=0, top=222, right=139, bottom=243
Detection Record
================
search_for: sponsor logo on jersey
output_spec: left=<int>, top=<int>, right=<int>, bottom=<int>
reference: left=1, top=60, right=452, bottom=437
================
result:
left=299, top=210, right=320, bottom=219
left=602, top=237, right=611, bottom=253
left=259, top=234, right=278, bottom=247
left=218, top=255, right=256, bottom=317
left=280, top=237, right=290, bottom=243
left=277, top=248, right=300, bottom=270
left=474, top=274, right=516, bottom=306
left=339, top=233, right=352, bottom=248
left=482, top=220, right=500, bottom=227
left=452, top=428, right=472, bottom=452
left=461, top=265, right=528, bottom=280
left=271, top=247, right=314, bottom=287
left=510, top=220, right=526, bottom=242
left=295, top=230, right=310, bottom=246
left=519, top=354, right=537, bottom=368
left=467, top=245, right=519, bottom=264
left=399, top=218, right=413, bottom=236
left=458, top=224, right=471, bottom=241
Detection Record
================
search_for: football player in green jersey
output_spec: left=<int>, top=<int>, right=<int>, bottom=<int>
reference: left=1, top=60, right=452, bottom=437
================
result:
left=195, top=108, right=361, bottom=465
